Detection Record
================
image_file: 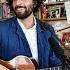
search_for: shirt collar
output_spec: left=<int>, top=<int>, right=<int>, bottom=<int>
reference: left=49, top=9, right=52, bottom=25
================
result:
left=17, top=17, right=37, bottom=30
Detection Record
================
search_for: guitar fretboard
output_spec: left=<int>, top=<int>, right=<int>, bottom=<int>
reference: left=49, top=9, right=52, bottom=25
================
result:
left=36, top=66, right=63, bottom=70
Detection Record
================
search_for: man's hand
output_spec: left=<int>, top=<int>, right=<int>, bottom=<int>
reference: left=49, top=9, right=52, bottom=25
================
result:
left=9, top=55, right=35, bottom=70
left=17, top=62, right=35, bottom=70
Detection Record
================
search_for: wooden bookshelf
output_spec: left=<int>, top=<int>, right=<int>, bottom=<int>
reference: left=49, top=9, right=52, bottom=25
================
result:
left=38, top=0, right=70, bottom=52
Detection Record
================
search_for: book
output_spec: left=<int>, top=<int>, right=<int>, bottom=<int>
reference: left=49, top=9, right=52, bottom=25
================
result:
left=3, top=3, right=11, bottom=18
left=41, top=5, right=48, bottom=19
left=61, top=32, right=70, bottom=49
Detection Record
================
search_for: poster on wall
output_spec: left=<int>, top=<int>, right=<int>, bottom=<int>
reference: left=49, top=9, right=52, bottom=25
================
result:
left=65, top=1, right=70, bottom=24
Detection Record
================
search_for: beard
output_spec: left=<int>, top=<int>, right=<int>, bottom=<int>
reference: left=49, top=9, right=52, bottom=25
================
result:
left=12, top=4, right=34, bottom=19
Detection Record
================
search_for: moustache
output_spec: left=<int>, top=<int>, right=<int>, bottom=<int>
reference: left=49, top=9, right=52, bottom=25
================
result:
left=15, top=6, right=26, bottom=10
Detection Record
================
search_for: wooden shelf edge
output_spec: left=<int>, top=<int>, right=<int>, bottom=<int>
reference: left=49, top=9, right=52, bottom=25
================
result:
left=62, top=48, right=70, bottom=50
left=43, top=2, right=64, bottom=6
left=42, top=17, right=67, bottom=21
left=57, top=26, right=70, bottom=32
left=0, top=2, right=8, bottom=4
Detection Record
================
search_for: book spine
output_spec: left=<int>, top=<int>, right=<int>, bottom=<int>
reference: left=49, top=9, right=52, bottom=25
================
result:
left=3, top=3, right=11, bottom=18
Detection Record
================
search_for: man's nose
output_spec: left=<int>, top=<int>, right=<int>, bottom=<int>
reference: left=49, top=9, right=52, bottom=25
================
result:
left=16, top=0, right=24, bottom=5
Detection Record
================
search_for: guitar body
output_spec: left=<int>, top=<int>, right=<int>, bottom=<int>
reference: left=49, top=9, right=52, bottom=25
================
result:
left=0, top=55, right=64, bottom=70
left=0, top=64, right=9, bottom=70
left=0, top=55, right=35, bottom=70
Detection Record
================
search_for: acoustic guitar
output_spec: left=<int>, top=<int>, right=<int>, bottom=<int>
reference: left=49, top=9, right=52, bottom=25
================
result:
left=0, top=55, right=35, bottom=70
left=0, top=55, right=63, bottom=70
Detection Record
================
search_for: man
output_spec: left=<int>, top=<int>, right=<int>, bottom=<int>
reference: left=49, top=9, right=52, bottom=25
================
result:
left=0, top=0, right=63, bottom=70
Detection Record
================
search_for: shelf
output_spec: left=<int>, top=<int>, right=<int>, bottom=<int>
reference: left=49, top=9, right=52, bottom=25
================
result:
left=55, top=22, right=70, bottom=32
left=43, top=2, right=64, bottom=6
left=0, top=2, right=8, bottom=4
left=42, top=17, right=67, bottom=21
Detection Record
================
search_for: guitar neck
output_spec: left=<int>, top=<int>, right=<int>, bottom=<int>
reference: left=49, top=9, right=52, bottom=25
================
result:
left=37, top=66, right=62, bottom=70
left=0, top=59, right=13, bottom=69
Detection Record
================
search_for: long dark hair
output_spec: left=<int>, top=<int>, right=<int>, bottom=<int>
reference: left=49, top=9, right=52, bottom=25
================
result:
left=6, top=0, right=43, bottom=12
